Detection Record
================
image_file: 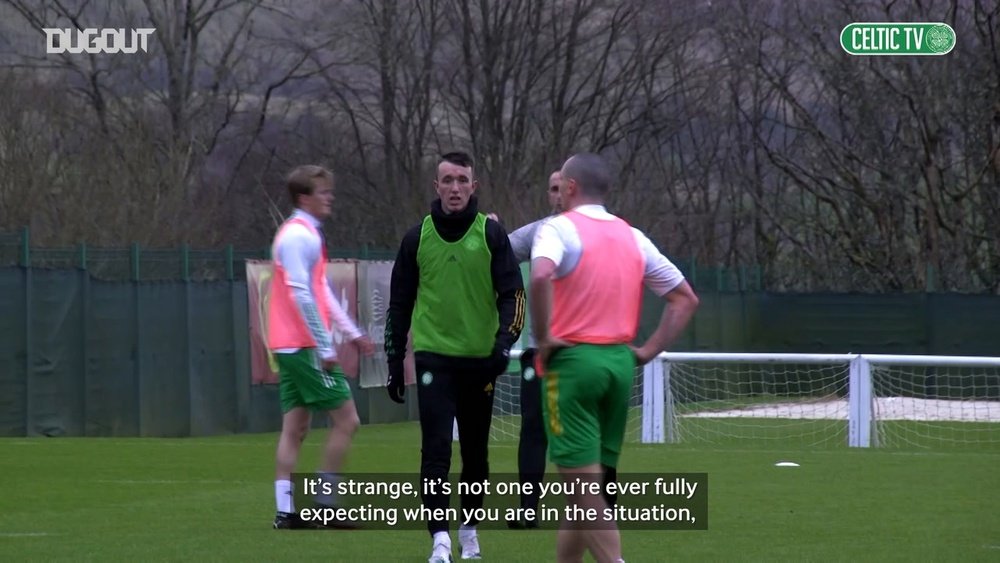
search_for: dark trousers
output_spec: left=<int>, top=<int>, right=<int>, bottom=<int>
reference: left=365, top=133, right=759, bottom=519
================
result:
left=517, top=348, right=547, bottom=513
left=416, top=361, right=496, bottom=536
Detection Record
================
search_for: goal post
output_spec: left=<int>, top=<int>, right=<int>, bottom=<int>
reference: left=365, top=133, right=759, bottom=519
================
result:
left=489, top=350, right=1000, bottom=450
left=848, top=355, right=872, bottom=447
left=642, top=356, right=665, bottom=444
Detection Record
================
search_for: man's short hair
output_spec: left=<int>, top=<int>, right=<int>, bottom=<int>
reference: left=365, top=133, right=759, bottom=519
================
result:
left=440, top=151, right=474, bottom=169
left=562, top=153, right=611, bottom=197
left=286, top=165, right=333, bottom=206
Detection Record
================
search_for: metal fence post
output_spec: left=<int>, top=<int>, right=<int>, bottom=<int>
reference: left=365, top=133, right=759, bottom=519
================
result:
left=80, top=242, right=89, bottom=436
left=181, top=244, right=190, bottom=281
left=225, top=245, right=234, bottom=281
left=132, top=243, right=142, bottom=435
left=22, top=227, right=31, bottom=435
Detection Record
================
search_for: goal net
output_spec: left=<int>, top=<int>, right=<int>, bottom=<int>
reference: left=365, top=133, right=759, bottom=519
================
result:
left=661, top=353, right=852, bottom=448
left=867, top=355, right=1000, bottom=448
left=489, top=351, right=1000, bottom=449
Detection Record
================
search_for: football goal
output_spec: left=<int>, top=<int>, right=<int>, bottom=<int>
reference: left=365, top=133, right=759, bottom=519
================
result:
left=490, top=352, right=1000, bottom=449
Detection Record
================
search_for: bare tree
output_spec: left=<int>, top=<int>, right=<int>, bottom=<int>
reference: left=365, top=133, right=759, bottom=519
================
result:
left=696, top=0, right=1000, bottom=292
left=433, top=0, right=701, bottom=228
left=1, top=0, right=997, bottom=293
left=0, top=0, right=280, bottom=247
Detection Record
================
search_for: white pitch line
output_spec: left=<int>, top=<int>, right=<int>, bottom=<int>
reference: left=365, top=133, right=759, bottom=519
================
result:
left=0, top=532, right=52, bottom=537
left=0, top=441, right=262, bottom=447
left=95, top=479, right=251, bottom=485
left=623, top=445, right=1000, bottom=458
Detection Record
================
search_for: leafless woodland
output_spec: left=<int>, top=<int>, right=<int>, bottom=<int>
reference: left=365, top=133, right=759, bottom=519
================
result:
left=0, top=0, right=997, bottom=292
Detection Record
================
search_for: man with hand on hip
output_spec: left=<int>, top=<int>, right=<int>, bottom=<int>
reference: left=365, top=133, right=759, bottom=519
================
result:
left=530, top=153, right=699, bottom=563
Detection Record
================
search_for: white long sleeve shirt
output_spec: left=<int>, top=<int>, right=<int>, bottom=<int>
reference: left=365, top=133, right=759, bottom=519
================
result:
left=508, top=216, right=554, bottom=348
left=273, top=210, right=362, bottom=361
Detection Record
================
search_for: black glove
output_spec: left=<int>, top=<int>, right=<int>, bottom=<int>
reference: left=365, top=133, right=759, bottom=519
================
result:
left=386, top=359, right=405, bottom=404
left=485, top=346, right=512, bottom=378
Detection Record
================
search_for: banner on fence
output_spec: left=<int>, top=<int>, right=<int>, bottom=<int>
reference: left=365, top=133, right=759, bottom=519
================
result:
left=358, top=261, right=416, bottom=389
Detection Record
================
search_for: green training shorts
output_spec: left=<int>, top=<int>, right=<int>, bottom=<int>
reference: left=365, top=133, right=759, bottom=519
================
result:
left=541, top=343, right=635, bottom=469
left=276, top=349, right=352, bottom=413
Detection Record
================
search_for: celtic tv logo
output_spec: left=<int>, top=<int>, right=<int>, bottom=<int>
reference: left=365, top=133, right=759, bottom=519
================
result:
left=840, top=23, right=955, bottom=56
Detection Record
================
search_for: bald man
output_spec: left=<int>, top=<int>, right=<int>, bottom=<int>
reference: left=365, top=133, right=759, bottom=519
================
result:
left=530, top=153, right=699, bottom=563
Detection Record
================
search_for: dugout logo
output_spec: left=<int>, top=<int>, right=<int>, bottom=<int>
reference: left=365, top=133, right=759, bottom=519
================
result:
left=44, top=28, right=155, bottom=54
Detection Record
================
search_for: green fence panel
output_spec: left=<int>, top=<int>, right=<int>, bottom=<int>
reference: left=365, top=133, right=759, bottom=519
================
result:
left=246, top=385, right=282, bottom=433
left=928, top=294, right=1000, bottom=356
left=231, top=283, right=251, bottom=433
left=86, top=279, right=140, bottom=436
left=27, top=269, right=85, bottom=437
left=188, top=282, right=239, bottom=436
left=137, top=283, right=190, bottom=437
left=747, top=293, right=929, bottom=354
left=0, top=269, right=27, bottom=436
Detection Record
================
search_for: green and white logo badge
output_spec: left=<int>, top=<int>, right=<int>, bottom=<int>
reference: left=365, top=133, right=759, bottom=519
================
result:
left=523, top=367, right=536, bottom=382
left=421, top=371, right=433, bottom=386
left=840, top=23, right=955, bottom=55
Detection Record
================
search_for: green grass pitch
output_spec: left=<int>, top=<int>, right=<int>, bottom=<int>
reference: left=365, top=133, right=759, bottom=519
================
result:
left=1, top=420, right=998, bottom=562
